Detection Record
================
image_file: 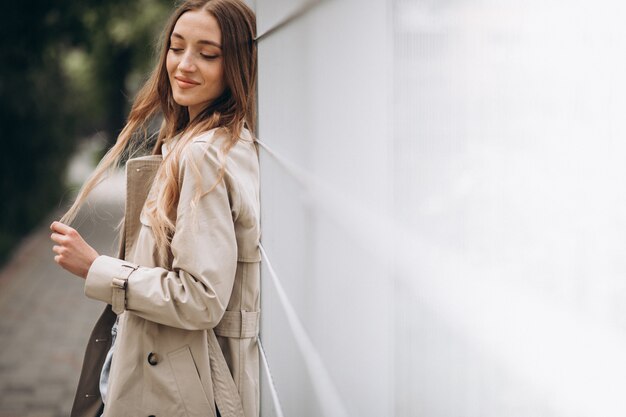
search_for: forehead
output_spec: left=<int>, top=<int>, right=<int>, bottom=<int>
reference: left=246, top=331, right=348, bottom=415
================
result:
left=172, top=10, right=221, bottom=44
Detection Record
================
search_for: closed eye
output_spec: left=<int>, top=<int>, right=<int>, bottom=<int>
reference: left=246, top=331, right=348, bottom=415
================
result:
left=201, top=54, right=219, bottom=60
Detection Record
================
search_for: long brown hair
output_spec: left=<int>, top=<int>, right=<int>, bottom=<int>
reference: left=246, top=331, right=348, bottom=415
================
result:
left=60, top=0, right=257, bottom=266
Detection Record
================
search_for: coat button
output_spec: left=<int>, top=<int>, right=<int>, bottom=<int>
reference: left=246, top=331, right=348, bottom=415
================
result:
left=147, top=352, right=159, bottom=366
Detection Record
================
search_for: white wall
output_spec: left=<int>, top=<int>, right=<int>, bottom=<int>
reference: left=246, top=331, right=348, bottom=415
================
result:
left=256, top=0, right=626, bottom=416
left=256, top=1, right=393, bottom=416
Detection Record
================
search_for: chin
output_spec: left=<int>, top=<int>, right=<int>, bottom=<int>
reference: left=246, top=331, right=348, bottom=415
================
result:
left=171, top=93, right=194, bottom=108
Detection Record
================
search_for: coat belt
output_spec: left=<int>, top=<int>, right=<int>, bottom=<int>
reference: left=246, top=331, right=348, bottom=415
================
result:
left=207, top=310, right=259, bottom=417
left=215, top=310, right=260, bottom=338
left=207, top=329, right=244, bottom=417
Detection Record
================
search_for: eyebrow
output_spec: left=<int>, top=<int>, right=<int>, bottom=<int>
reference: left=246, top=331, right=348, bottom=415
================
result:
left=171, top=32, right=222, bottom=48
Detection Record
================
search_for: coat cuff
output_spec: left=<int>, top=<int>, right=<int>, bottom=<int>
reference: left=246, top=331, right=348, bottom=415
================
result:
left=85, top=254, right=140, bottom=314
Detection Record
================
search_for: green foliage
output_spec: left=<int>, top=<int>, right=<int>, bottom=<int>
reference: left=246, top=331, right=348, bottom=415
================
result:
left=0, top=1, right=173, bottom=265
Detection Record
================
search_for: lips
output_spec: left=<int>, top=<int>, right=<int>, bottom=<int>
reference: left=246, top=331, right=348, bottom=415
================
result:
left=174, top=76, right=200, bottom=89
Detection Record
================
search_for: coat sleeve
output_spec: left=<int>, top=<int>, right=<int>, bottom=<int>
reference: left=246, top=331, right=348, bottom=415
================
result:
left=84, top=141, right=239, bottom=330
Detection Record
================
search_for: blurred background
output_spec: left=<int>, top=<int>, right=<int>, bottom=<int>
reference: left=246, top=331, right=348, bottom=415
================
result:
left=0, top=1, right=171, bottom=416
left=0, top=0, right=172, bottom=264
left=4, top=0, right=626, bottom=416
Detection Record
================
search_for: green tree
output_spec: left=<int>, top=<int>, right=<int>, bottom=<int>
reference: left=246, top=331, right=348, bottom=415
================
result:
left=0, top=1, right=171, bottom=265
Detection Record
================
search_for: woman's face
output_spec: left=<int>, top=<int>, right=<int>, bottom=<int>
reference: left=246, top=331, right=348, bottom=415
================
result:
left=166, top=10, right=226, bottom=120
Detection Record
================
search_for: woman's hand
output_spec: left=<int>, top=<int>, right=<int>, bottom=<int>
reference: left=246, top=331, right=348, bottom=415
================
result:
left=50, top=221, right=100, bottom=279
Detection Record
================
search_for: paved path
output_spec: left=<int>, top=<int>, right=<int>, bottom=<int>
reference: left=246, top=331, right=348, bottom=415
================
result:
left=0, top=171, right=125, bottom=417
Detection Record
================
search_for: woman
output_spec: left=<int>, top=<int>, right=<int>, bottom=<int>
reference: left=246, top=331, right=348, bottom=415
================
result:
left=49, top=1, right=260, bottom=416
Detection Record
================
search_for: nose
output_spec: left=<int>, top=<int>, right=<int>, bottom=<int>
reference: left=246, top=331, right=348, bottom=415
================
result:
left=178, top=51, right=196, bottom=72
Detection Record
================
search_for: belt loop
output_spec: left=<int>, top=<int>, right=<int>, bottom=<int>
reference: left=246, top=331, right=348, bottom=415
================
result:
left=239, top=309, right=245, bottom=337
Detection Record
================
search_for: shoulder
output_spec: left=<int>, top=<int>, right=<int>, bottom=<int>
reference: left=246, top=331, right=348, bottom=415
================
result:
left=190, top=127, right=255, bottom=148
left=184, top=127, right=257, bottom=166
left=178, top=127, right=257, bottom=183
left=179, top=128, right=225, bottom=167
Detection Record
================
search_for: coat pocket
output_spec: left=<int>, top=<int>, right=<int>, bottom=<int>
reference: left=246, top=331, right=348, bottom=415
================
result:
left=168, top=345, right=214, bottom=417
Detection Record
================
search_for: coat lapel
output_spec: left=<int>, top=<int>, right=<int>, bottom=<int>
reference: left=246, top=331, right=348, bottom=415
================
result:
left=122, top=155, right=163, bottom=259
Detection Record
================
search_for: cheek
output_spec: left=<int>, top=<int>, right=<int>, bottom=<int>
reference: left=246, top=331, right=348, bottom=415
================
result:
left=198, top=64, right=225, bottom=95
left=165, top=53, right=177, bottom=78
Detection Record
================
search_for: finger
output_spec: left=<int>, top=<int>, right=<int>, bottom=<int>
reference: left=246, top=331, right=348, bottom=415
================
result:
left=50, top=232, right=67, bottom=244
left=52, top=245, right=64, bottom=255
left=50, top=221, right=74, bottom=235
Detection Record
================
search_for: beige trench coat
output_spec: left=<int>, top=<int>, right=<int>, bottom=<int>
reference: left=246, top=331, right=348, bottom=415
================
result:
left=70, top=128, right=261, bottom=417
